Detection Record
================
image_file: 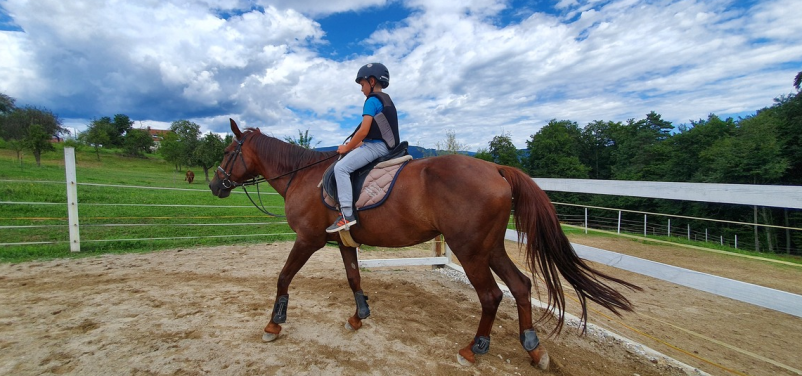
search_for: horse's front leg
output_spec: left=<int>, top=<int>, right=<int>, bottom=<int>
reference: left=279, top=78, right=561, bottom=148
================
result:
left=339, top=245, right=370, bottom=331
left=263, top=239, right=318, bottom=342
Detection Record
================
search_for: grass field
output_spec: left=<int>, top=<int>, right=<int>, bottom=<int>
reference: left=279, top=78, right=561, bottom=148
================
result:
left=0, top=144, right=292, bottom=263
left=2, top=143, right=799, bottom=266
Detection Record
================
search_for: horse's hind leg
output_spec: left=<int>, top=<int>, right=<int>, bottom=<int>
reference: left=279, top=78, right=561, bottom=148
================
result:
left=263, top=238, right=319, bottom=342
left=339, top=245, right=370, bottom=331
left=455, top=257, right=504, bottom=365
left=489, top=245, right=549, bottom=370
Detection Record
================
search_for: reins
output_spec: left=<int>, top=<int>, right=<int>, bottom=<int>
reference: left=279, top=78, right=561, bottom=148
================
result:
left=216, top=133, right=339, bottom=218
left=239, top=153, right=338, bottom=217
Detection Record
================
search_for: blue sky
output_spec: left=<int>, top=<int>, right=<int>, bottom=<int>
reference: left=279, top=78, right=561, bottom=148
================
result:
left=1, top=0, right=800, bottom=149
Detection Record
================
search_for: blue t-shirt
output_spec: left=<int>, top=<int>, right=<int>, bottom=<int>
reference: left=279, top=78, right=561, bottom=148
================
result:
left=362, top=96, right=383, bottom=117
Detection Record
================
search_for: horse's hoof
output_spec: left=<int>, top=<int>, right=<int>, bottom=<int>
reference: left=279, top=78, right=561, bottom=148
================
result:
left=262, top=332, right=278, bottom=342
left=457, top=344, right=476, bottom=366
left=457, top=353, right=474, bottom=366
left=528, top=346, right=549, bottom=370
left=346, top=316, right=362, bottom=331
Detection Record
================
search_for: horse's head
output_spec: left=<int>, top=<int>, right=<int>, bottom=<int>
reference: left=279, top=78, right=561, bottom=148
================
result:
left=209, top=119, right=261, bottom=198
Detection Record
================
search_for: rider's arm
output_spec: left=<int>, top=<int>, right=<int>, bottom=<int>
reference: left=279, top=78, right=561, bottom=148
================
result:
left=338, top=115, right=373, bottom=154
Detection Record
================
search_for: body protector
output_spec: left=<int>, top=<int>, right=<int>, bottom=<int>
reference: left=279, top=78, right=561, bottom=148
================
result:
left=362, top=92, right=399, bottom=149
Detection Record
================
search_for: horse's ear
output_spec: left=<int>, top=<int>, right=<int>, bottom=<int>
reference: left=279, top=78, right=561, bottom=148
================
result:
left=230, top=118, right=242, bottom=139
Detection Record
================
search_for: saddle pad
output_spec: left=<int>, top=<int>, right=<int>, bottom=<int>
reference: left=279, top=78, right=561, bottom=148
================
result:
left=322, top=155, right=412, bottom=211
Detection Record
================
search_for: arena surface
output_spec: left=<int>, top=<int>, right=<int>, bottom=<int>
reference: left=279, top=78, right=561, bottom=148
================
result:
left=1, top=236, right=800, bottom=375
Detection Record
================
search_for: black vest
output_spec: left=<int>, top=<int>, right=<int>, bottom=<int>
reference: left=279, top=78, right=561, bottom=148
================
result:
left=363, top=92, right=400, bottom=149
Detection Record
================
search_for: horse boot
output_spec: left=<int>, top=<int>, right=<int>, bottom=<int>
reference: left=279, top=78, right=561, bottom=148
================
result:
left=522, top=329, right=549, bottom=370
left=457, top=336, right=490, bottom=365
left=263, top=295, right=288, bottom=342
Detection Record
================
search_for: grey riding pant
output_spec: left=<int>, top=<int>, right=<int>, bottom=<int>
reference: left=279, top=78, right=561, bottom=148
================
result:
left=334, top=140, right=390, bottom=217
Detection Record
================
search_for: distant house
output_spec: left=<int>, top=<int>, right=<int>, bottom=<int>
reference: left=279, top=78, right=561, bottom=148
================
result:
left=147, top=127, right=172, bottom=150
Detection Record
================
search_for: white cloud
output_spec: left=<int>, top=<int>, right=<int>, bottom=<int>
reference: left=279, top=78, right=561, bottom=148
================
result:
left=1, top=0, right=800, bottom=151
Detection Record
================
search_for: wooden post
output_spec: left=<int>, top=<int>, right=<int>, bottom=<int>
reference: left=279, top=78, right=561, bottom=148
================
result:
left=432, top=234, right=444, bottom=269
left=65, top=147, right=80, bottom=252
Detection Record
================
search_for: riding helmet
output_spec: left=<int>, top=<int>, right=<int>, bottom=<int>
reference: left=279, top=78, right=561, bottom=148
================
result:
left=355, top=63, right=390, bottom=88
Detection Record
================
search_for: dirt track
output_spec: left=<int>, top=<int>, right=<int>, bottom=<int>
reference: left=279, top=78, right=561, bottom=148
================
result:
left=1, top=238, right=800, bottom=375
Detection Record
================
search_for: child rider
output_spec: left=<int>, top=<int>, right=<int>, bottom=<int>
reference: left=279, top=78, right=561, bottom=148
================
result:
left=326, top=62, right=400, bottom=233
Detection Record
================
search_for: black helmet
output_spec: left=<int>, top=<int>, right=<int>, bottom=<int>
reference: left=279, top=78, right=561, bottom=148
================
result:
left=355, top=63, right=390, bottom=88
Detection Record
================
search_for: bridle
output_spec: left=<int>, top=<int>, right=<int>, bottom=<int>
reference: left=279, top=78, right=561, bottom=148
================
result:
left=217, top=135, right=249, bottom=190
left=215, top=133, right=338, bottom=217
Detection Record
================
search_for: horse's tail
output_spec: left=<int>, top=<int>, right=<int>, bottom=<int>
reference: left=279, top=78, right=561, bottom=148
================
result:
left=499, top=166, right=641, bottom=335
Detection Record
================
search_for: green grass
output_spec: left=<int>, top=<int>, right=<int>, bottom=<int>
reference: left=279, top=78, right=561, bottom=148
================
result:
left=561, top=224, right=802, bottom=265
left=1, top=144, right=292, bottom=263
left=5, top=144, right=799, bottom=266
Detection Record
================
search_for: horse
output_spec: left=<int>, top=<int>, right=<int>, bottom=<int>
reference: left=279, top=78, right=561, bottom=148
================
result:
left=185, top=170, right=195, bottom=184
left=209, top=119, right=640, bottom=369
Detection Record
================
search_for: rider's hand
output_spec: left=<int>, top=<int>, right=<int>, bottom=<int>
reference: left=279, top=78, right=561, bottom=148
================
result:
left=337, top=144, right=350, bottom=154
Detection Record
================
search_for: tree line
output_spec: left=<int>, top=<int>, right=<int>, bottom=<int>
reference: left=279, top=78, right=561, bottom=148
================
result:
left=469, top=73, right=802, bottom=255
left=0, top=93, right=230, bottom=182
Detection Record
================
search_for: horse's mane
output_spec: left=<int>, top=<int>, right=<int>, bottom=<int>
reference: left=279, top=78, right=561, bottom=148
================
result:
left=242, top=128, right=336, bottom=174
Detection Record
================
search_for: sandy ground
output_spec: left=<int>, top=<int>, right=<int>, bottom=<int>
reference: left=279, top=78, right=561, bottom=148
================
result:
left=1, top=237, right=800, bottom=376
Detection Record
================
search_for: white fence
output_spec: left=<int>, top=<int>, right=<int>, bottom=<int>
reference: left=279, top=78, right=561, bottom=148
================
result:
left=1, top=147, right=292, bottom=250
left=5, top=148, right=802, bottom=318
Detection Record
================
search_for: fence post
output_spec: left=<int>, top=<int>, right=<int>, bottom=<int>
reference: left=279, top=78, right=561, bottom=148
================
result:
left=64, top=147, right=81, bottom=252
left=644, top=214, right=647, bottom=237
left=617, top=210, right=621, bottom=234
left=584, top=207, right=588, bottom=234
left=668, top=219, right=671, bottom=237
left=687, top=224, right=690, bottom=241
left=735, top=234, right=738, bottom=249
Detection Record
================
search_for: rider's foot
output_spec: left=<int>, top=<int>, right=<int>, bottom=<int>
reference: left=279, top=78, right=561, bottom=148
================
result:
left=326, top=213, right=357, bottom=233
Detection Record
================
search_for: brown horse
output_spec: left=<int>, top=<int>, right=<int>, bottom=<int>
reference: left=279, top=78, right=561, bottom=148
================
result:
left=209, top=119, right=640, bottom=369
left=185, top=170, right=195, bottom=184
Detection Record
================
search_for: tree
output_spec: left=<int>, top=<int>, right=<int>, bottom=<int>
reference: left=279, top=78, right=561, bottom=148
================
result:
left=169, top=120, right=201, bottom=168
left=158, top=131, right=184, bottom=170
left=83, top=116, right=128, bottom=148
left=0, top=105, right=64, bottom=163
left=22, top=123, right=55, bottom=166
left=194, top=132, right=226, bottom=181
left=487, top=132, right=522, bottom=168
left=111, top=114, right=134, bottom=147
left=611, top=112, right=674, bottom=181
left=579, top=120, right=621, bottom=180
left=474, top=148, right=493, bottom=162
left=435, top=129, right=466, bottom=155
left=81, top=119, right=114, bottom=160
left=284, top=129, right=320, bottom=149
left=0, top=93, right=15, bottom=114
left=122, top=128, right=154, bottom=157
left=699, top=114, right=787, bottom=184
left=666, top=114, right=736, bottom=182
left=770, top=76, right=802, bottom=184
left=526, top=119, right=589, bottom=178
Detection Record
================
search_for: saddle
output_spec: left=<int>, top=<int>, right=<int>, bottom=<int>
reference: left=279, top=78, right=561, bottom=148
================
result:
left=320, top=141, right=410, bottom=212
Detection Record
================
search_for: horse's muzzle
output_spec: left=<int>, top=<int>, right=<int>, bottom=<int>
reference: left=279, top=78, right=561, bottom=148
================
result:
left=209, top=178, right=232, bottom=198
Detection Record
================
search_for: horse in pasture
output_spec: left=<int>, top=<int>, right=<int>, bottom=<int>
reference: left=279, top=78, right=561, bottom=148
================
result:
left=185, top=170, right=195, bottom=184
left=209, top=119, right=640, bottom=369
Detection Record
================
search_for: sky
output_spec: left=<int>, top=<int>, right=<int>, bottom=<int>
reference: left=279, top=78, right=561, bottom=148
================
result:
left=1, top=0, right=801, bottom=150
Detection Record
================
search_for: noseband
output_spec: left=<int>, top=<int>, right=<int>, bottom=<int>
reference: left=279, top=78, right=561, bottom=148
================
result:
left=217, top=135, right=249, bottom=189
